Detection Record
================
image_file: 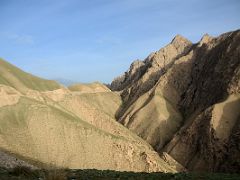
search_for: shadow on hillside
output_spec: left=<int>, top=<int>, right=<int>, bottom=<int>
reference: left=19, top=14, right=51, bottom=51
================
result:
left=160, top=31, right=240, bottom=172
left=216, top=98, right=240, bottom=172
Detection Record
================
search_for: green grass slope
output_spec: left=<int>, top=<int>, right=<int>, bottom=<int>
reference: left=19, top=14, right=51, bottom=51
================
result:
left=0, top=58, right=178, bottom=173
left=0, top=96, right=175, bottom=173
left=0, top=58, right=60, bottom=92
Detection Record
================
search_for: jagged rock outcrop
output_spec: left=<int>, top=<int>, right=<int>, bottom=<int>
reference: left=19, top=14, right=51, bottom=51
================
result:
left=164, top=30, right=240, bottom=172
left=111, top=60, right=146, bottom=91
left=111, top=34, right=194, bottom=152
left=111, top=29, right=240, bottom=173
left=112, top=35, right=192, bottom=118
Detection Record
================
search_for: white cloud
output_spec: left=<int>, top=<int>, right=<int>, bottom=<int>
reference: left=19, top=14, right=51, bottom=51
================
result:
left=3, top=32, right=34, bottom=45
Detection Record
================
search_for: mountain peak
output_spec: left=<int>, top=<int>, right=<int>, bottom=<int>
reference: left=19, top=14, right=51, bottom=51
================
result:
left=171, top=34, right=192, bottom=46
left=199, top=33, right=213, bottom=46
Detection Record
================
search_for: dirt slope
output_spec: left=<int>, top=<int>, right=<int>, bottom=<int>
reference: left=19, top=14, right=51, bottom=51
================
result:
left=0, top=83, right=175, bottom=173
left=68, top=82, right=110, bottom=93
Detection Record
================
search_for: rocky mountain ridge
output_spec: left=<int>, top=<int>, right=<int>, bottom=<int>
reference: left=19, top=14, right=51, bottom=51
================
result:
left=111, top=29, right=240, bottom=172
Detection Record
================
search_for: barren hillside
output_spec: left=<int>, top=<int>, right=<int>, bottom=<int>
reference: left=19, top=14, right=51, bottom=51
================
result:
left=0, top=61, right=176, bottom=173
left=111, top=29, right=240, bottom=172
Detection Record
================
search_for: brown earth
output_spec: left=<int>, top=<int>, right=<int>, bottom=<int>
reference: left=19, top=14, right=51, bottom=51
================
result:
left=0, top=66, right=176, bottom=173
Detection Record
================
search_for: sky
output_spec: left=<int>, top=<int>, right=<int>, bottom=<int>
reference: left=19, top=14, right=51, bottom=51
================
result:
left=0, top=0, right=239, bottom=83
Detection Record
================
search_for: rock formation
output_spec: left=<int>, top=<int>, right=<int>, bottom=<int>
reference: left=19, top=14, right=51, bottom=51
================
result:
left=111, top=29, right=240, bottom=173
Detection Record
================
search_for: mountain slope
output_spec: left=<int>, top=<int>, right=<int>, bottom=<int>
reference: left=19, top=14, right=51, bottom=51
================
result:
left=0, top=97, right=172, bottom=172
left=0, top=82, right=176, bottom=172
left=111, top=29, right=240, bottom=172
left=0, top=58, right=61, bottom=93
left=1, top=29, right=239, bottom=174
left=68, top=82, right=110, bottom=93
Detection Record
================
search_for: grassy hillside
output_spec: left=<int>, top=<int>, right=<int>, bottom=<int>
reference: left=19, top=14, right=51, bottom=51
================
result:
left=0, top=95, right=175, bottom=172
left=0, top=58, right=60, bottom=92
left=0, top=61, right=175, bottom=173
left=53, top=91, right=158, bottom=146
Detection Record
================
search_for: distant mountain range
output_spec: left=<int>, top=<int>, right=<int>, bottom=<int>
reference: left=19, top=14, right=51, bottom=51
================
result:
left=54, top=78, right=77, bottom=87
left=0, top=29, right=239, bottom=174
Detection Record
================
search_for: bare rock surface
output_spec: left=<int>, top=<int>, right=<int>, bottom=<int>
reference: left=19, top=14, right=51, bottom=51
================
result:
left=111, top=29, right=240, bottom=173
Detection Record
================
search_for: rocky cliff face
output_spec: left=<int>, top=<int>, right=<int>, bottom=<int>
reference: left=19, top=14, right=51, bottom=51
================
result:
left=111, top=29, right=240, bottom=173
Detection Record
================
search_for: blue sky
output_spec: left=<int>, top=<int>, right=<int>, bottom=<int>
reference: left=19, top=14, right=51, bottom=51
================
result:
left=0, top=0, right=239, bottom=83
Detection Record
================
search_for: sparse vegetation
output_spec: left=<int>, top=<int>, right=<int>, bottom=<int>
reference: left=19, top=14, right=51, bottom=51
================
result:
left=43, top=169, right=68, bottom=180
left=1, top=168, right=240, bottom=180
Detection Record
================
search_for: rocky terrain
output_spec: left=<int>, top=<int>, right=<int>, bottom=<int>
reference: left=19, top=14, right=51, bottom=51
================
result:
left=111, top=29, right=240, bottom=173
left=0, top=29, right=239, bottom=177
left=0, top=58, right=176, bottom=173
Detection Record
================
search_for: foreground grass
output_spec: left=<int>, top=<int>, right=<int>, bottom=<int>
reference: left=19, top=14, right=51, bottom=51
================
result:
left=0, top=167, right=240, bottom=180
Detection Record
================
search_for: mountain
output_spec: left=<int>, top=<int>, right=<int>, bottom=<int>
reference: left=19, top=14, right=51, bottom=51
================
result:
left=68, top=82, right=110, bottom=93
left=0, top=59, right=176, bottom=173
left=0, top=58, right=61, bottom=93
left=54, top=78, right=77, bottom=87
left=111, top=29, right=240, bottom=172
left=0, top=29, right=239, bottom=175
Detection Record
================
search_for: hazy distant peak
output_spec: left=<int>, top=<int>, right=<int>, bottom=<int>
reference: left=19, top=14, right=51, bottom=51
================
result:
left=55, top=78, right=77, bottom=87
left=68, top=81, right=111, bottom=93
